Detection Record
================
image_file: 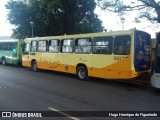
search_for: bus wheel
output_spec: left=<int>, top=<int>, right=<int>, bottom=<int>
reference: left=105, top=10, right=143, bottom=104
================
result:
left=2, top=57, right=6, bottom=66
left=77, top=66, right=88, bottom=80
left=32, top=61, right=38, bottom=72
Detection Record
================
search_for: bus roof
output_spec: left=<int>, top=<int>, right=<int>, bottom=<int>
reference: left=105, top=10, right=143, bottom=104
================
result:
left=24, top=29, right=135, bottom=41
left=0, top=39, right=19, bottom=42
left=24, top=29, right=148, bottom=41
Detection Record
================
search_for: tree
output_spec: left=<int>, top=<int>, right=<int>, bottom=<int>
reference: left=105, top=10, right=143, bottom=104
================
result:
left=59, top=0, right=77, bottom=34
left=59, top=0, right=103, bottom=34
left=6, top=1, right=31, bottom=38
left=97, top=0, right=160, bottom=23
left=38, top=0, right=104, bottom=34
left=75, top=0, right=103, bottom=33
left=6, top=0, right=103, bottom=38
left=6, top=0, right=64, bottom=38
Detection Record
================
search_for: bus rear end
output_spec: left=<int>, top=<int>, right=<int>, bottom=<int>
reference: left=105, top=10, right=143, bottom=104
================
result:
left=134, top=30, right=152, bottom=73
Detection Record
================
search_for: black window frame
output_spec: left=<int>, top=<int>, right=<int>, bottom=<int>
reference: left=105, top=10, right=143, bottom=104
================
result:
left=22, top=42, right=30, bottom=55
left=0, top=42, right=18, bottom=51
left=30, top=41, right=37, bottom=52
left=92, top=36, right=113, bottom=54
left=75, top=38, right=92, bottom=54
left=61, top=39, right=74, bottom=53
left=114, top=35, right=131, bottom=55
left=38, top=40, right=47, bottom=52
left=48, top=39, right=60, bottom=53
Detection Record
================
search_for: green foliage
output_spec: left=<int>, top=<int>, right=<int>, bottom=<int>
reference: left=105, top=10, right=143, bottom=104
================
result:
left=6, top=0, right=30, bottom=38
left=6, top=0, right=103, bottom=38
left=75, top=0, right=103, bottom=33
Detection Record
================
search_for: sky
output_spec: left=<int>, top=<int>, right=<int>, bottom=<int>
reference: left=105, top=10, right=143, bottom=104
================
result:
left=0, top=0, right=159, bottom=38
left=94, top=7, right=160, bottom=38
left=0, top=0, right=14, bottom=36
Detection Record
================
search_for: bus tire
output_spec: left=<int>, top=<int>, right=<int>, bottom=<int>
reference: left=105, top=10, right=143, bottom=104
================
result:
left=2, top=57, right=6, bottom=66
left=77, top=66, right=88, bottom=80
left=31, top=61, right=38, bottom=72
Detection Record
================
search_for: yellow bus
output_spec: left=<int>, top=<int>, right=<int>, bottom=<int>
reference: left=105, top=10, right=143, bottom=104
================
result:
left=22, top=29, right=152, bottom=80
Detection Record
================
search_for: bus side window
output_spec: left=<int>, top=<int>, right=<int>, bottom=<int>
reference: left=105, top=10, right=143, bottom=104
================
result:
left=75, top=38, right=91, bottom=54
left=49, top=40, right=59, bottom=53
left=93, top=36, right=113, bottom=54
left=114, top=35, right=131, bottom=55
left=61, top=39, right=74, bottom=53
left=23, top=43, right=30, bottom=54
left=2, top=43, right=7, bottom=50
left=8, top=42, right=18, bottom=51
left=38, top=40, right=47, bottom=52
left=30, top=41, right=37, bottom=52
left=5, top=43, right=9, bottom=50
left=158, top=44, right=160, bottom=57
left=0, top=42, right=4, bottom=50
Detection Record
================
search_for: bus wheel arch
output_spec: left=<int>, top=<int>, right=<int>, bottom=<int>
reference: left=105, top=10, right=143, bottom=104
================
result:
left=2, top=57, right=6, bottom=66
left=76, top=64, right=88, bottom=80
left=31, top=59, right=38, bottom=72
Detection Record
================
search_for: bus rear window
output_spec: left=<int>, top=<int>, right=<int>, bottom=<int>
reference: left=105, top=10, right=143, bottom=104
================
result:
left=134, top=31, right=151, bottom=71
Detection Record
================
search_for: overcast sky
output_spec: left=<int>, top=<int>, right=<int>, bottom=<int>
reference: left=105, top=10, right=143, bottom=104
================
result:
left=0, top=0, right=14, bottom=36
left=94, top=6, right=160, bottom=38
left=0, top=0, right=159, bottom=38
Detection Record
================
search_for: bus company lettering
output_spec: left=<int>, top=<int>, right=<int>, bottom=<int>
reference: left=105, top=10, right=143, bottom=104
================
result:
left=114, top=56, right=127, bottom=61
left=79, top=58, right=87, bottom=62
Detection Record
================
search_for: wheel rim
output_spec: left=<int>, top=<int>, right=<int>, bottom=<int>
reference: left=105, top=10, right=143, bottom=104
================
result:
left=78, top=69, right=86, bottom=79
left=2, top=59, right=5, bottom=65
left=33, top=63, right=37, bottom=71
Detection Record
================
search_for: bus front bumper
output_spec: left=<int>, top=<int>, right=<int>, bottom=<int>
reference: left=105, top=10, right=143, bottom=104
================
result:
left=151, top=73, right=160, bottom=89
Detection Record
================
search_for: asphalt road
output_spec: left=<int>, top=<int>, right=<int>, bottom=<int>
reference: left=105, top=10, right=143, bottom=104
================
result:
left=0, top=65, right=160, bottom=120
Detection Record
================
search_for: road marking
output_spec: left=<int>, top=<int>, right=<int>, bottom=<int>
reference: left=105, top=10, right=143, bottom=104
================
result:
left=48, top=107, right=80, bottom=120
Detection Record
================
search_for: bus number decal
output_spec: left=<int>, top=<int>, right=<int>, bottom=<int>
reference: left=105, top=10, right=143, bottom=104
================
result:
left=114, top=56, right=126, bottom=61
left=79, top=58, right=87, bottom=62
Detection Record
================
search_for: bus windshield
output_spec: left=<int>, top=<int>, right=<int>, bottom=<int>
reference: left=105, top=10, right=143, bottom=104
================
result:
left=134, top=31, right=151, bottom=71
left=154, top=32, right=160, bottom=73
